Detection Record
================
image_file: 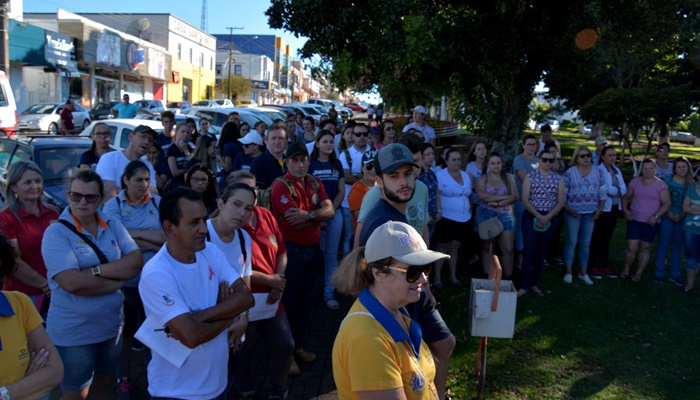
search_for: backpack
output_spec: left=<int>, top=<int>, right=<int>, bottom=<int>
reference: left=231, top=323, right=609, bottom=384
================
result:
left=257, top=174, right=321, bottom=215
left=206, top=228, right=247, bottom=264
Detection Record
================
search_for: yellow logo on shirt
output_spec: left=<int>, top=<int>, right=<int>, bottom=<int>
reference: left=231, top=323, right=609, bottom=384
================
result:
left=269, top=234, right=278, bottom=247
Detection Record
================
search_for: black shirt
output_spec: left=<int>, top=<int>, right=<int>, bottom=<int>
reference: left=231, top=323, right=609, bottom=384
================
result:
left=358, top=198, right=408, bottom=246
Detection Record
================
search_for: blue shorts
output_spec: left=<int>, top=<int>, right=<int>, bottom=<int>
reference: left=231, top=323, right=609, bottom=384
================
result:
left=476, top=207, right=515, bottom=232
left=56, top=336, right=121, bottom=391
left=626, top=219, right=660, bottom=243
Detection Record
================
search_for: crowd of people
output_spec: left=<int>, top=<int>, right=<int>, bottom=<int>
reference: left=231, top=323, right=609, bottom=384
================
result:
left=1, top=103, right=696, bottom=399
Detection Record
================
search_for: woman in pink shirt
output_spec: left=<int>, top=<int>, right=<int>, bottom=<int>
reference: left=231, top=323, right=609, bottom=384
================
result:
left=620, top=159, right=671, bottom=281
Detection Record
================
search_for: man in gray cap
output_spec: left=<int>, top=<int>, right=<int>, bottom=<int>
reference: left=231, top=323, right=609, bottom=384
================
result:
left=402, top=105, right=436, bottom=146
left=270, top=142, right=334, bottom=370
left=592, top=135, right=608, bottom=165
left=356, top=141, right=457, bottom=400
left=96, top=124, right=158, bottom=201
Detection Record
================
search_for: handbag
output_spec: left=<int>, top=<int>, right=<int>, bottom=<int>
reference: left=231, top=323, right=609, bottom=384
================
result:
left=478, top=216, right=504, bottom=240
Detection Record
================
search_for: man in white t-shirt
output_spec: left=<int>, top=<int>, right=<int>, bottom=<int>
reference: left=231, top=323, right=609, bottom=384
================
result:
left=139, top=188, right=254, bottom=400
left=96, top=124, right=158, bottom=202
left=339, top=123, right=371, bottom=255
left=402, top=105, right=436, bottom=146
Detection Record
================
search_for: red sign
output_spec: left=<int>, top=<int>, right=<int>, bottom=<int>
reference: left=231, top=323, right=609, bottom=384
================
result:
left=172, top=71, right=181, bottom=83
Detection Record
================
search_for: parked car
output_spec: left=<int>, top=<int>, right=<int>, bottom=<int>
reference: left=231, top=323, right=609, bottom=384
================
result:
left=345, top=102, right=367, bottom=112
left=307, top=98, right=352, bottom=120
left=216, top=99, right=235, bottom=107
left=186, top=107, right=263, bottom=131
left=89, top=101, right=118, bottom=121
left=256, top=107, right=290, bottom=122
left=81, top=119, right=164, bottom=151
left=287, top=103, right=343, bottom=126
left=0, top=135, right=92, bottom=209
left=235, top=99, right=256, bottom=108
left=0, top=71, right=17, bottom=136
left=18, top=103, right=91, bottom=135
left=536, top=119, right=560, bottom=132
left=134, top=100, right=167, bottom=117
left=166, top=101, right=193, bottom=115
left=194, top=100, right=222, bottom=108
left=670, top=131, right=696, bottom=145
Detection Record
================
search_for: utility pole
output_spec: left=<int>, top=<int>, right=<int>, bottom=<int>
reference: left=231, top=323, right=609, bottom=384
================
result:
left=0, top=0, right=9, bottom=78
left=226, top=26, right=243, bottom=101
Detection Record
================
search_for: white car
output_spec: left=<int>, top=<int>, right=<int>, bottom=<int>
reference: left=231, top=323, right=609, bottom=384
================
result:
left=216, top=99, right=235, bottom=107
left=537, top=119, right=560, bottom=132
left=166, top=101, right=193, bottom=115
left=18, top=103, right=91, bottom=134
left=0, top=71, right=17, bottom=136
left=193, top=100, right=222, bottom=108
left=80, top=119, right=164, bottom=151
left=186, top=107, right=264, bottom=131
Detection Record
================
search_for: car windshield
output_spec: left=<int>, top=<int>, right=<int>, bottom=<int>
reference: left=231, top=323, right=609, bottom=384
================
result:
left=39, top=147, right=88, bottom=181
left=215, top=100, right=227, bottom=105
left=167, top=102, right=181, bottom=108
left=23, top=104, right=56, bottom=115
left=195, top=101, right=211, bottom=106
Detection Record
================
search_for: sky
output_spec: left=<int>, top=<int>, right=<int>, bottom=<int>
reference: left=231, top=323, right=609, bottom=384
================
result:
left=23, top=0, right=308, bottom=55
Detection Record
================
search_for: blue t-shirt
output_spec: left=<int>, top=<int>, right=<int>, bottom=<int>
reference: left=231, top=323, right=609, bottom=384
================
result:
left=223, top=142, right=242, bottom=163
left=359, top=198, right=408, bottom=246
left=79, top=149, right=101, bottom=170
left=665, top=175, right=690, bottom=215
left=232, top=152, right=253, bottom=172
left=309, top=159, right=345, bottom=203
left=113, top=102, right=140, bottom=118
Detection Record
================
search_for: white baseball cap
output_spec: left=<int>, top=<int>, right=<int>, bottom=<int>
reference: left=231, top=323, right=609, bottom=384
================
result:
left=411, top=105, right=428, bottom=115
left=238, top=132, right=264, bottom=146
left=365, top=221, right=449, bottom=265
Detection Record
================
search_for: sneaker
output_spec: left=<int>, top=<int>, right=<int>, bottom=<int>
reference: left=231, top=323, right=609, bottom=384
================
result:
left=600, top=268, right=617, bottom=278
left=669, top=277, right=684, bottom=287
left=288, top=359, right=301, bottom=376
left=563, top=274, right=572, bottom=283
left=578, top=274, right=594, bottom=285
left=116, top=378, right=133, bottom=400
left=325, top=298, right=340, bottom=310
left=294, top=348, right=317, bottom=363
left=543, top=259, right=549, bottom=266
left=131, top=339, right=144, bottom=352
left=589, top=268, right=602, bottom=279
left=654, top=278, right=664, bottom=284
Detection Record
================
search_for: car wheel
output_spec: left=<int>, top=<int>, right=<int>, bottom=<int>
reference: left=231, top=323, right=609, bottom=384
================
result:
left=48, top=122, right=58, bottom=135
left=82, top=120, right=91, bottom=131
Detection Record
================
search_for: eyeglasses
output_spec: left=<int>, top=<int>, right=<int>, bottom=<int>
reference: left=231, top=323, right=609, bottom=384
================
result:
left=363, top=162, right=374, bottom=170
left=68, top=191, right=101, bottom=204
left=578, top=153, right=592, bottom=158
left=540, top=158, right=555, bottom=163
left=388, top=264, right=432, bottom=283
left=135, top=132, right=154, bottom=144
left=191, top=177, right=209, bottom=184
left=385, top=126, right=395, bottom=131
left=231, top=200, right=255, bottom=213
left=354, top=131, right=370, bottom=137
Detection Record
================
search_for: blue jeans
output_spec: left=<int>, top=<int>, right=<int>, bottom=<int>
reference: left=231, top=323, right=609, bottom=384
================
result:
left=513, top=200, right=524, bottom=252
left=56, top=335, right=122, bottom=391
left=320, top=208, right=343, bottom=301
left=654, top=216, right=684, bottom=280
left=234, top=311, right=294, bottom=397
left=521, top=212, right=558, bottom=289
left=282, top=242, right=322, bottom=349
left=684, top=231, right=700, bottom=271
left=564, top=212, right=596, bottom=268
left=341, top=206, right=354, bottom=257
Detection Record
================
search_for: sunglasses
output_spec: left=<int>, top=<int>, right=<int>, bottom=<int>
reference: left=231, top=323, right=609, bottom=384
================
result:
left=385, top=126, right=396, bottom=131
left=354, top=131, right=370, bottom=137
left=540, top=157, right=555, bottom=163
left=578, top=153, right=592, bottom=158
left=363, top=162, right=374, bottom=170
left=68, top=191, right=101, bottom=204
left=389, top=264, right=433, bottom=283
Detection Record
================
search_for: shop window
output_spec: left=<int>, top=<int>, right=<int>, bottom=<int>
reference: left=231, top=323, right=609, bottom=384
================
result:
left=205, top=86, right=213, bottom=100
left=177, top=43, right=182, bottom=60
left=234, top=65, right=242, bottom=76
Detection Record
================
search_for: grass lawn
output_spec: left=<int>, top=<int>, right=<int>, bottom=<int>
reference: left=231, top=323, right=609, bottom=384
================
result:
left=438, top=130, right=700, bottom=399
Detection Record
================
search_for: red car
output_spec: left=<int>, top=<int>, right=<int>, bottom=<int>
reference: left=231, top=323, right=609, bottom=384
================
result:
left=345, top=102, right=367, bottom=112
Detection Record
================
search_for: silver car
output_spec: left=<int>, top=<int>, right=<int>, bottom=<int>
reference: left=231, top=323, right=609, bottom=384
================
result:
left=18, top=103, right=91, bottom=134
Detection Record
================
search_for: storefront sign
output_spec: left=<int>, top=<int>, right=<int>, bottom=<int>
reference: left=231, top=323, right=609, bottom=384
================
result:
left=172, top=71, right=181, bottom=83
left=126, top=42, right=145, bottom=70
left=44, top=31, right=77, bottom=72
left=96, top=31, right=121, bottom=67
left=148, top=48, right=166, bottom=80
left=252, top=80, right=270, bottom=90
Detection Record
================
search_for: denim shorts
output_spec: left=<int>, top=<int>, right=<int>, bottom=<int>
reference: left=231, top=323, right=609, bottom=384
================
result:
left=56, top=336, right=121, bottom=391
left=476, top=207, right=515, bottom=232
left=626, top=219, right=660, bottom=243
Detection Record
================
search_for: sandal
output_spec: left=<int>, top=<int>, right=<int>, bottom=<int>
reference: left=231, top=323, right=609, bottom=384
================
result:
left=619, top=272, right=629, bottom=279
left=631, top=275, right=641, bottom=283
left=530, top=287, right=545, bottom=297
left=517, top=289, right=527, bottom=297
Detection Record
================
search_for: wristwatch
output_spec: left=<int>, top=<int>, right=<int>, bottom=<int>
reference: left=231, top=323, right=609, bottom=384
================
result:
left=309, top=211, right=316, bottom=221
left=0, top=386, right=10, bottom=400
left=91, top=266, right=101, bottom=277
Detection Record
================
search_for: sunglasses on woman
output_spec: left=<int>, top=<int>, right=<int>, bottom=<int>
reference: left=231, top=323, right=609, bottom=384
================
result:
left=578, top=153, right=592, bottom=158
left=68, top=191, right=101, bottom=204
left=539, top=157, right=555, bottom=163
left=388, top=264, right=433, bottom=283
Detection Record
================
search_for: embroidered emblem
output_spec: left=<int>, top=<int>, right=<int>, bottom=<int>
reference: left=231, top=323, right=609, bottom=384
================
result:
left=161, top=294, right=175, bottom=306
left=280, top=194, right=290, bottom=204
left=409, top=372, right=426, bottom=395
left=398, top=234, right=420, bottom=248
left=269, top=234, right=278, bottom=247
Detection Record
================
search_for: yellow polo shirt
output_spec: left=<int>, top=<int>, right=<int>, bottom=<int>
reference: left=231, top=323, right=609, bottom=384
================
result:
left=332, top=289, right=437, bottom=399
left=0, top=291, right=43, bottom=385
